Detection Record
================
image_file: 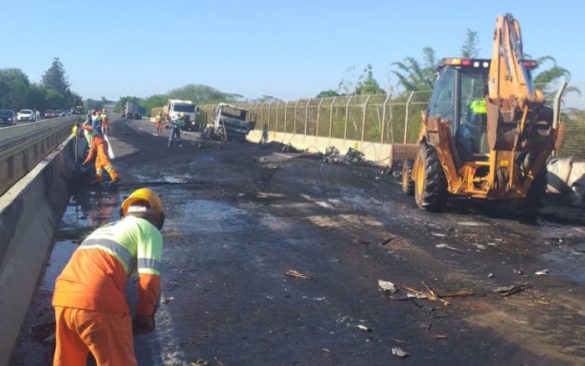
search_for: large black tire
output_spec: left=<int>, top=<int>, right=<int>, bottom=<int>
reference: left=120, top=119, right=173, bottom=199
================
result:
left=517, top=167, right=548, bottom=214
left=414, top=143, right=448, bottom=212
left=401, top=160, right=414, bottom=196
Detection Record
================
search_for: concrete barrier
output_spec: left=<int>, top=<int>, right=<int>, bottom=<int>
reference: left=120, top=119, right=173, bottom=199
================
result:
left=0, top=117, right=77, bottom=196
left=0, top=136, right=80, bottom=366
left=247, top=130, right=417, bottom=167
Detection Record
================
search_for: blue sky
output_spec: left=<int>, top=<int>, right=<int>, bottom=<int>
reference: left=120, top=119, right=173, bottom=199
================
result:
left=1, top=0, right=583, bottom=107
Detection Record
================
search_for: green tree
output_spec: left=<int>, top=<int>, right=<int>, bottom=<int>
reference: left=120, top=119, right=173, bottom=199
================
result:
left=461, top=29, right=480, bottom=58
left=337, top=66, right=358, bottom=95
left=355, top=64, right=385, bottom=95
left=42, top=57, right=69, bottom=95
left=316, top=90, right=340, bottom=98
left=27, top=83, right=48, bottom=111
left=0, top=68, right=31, bottom=110
left=531, top=56, right=581, bottom=95
left=391, top=47, right=437, bottom=91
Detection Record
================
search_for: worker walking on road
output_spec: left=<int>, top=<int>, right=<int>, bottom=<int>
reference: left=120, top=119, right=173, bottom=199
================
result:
left=77, top=125, right=119, bottom=184
left=168, top=112, right=185, bottom=148
left=52, top=188, right=165, bottom=366
left=155, top=112, right=164, bottom=134
left=100, top=109, right=110, bottom=135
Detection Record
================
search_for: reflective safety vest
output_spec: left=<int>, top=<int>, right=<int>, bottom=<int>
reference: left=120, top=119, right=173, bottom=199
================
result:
left=52, top=216, right=163, bottom=315
left=470, top=98, right=487, bottom=114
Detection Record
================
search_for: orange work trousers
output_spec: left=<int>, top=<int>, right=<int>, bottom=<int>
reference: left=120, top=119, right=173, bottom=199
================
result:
left=95, top=144, right=119, bottom=182
left=53, top=306, right=136, bottom=366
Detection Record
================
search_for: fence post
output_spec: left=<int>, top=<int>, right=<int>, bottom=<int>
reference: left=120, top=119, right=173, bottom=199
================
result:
left=304, top=99, right=311, bottom=136
left=329, top=97, right=336, bottom=139
left=403, top=92, right=414, bottom=144
left=284, top=101, right=288, bottom=133
left=553, top=81, right=568, bottom=130
left=293, top=100, right=299, bottom=135
left=360, top=95, right=372, bottom=142
left=274, top=101, right=280, bottom=132
left=267, top=101, right=273, bottom=132
left=380, top=93, right=391, bottom=144
left=344, top=95, right=353, bottom=140
left=315, top=98, right=324, bottom=136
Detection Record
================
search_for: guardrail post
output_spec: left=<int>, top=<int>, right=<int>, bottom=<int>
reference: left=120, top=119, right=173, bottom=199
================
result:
left=344, top=95, right=353, bottom=140
left=329, top=97, right=336, bottom=139
left=360, top=95, right=371, bottom=142
left=380, top=93, right=391, bottom=144
left=304, top=99, right=310, bottom=136
left=315, top=98, right=324, bottom=136
left=403, top=92, right=414, bottom=144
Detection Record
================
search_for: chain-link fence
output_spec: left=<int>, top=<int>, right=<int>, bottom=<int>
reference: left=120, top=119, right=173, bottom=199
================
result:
left=198, top=84, right=583, bottom=159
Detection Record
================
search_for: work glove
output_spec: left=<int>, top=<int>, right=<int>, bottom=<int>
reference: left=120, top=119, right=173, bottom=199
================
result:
left=133, top=314, right=155, bottom=336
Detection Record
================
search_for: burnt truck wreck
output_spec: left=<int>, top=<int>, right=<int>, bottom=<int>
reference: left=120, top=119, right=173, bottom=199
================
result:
left=202, top=103, right=257, bottom=142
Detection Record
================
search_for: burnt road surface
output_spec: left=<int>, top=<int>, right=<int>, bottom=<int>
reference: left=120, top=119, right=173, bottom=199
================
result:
left=12, top=117, right=585, bottom=365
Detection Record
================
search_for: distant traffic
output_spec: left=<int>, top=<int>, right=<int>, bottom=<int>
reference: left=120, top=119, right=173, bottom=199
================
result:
left=0, top=106, right=86, bottom=127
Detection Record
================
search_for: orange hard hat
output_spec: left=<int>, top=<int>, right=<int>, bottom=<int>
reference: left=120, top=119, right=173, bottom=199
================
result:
left=120, top=188, right=164, bottom=228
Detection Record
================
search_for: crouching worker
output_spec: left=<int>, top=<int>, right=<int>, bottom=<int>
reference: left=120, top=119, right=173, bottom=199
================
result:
left=77, top=124, right=119, bottom=184
left=52, top=188, right=165, bottom=366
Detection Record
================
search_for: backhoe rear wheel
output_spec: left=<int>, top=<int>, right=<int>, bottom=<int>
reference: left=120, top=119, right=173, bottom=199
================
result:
left=401, top=160, right=414, bottom=196
left=414, top=143, right=448, bottom=212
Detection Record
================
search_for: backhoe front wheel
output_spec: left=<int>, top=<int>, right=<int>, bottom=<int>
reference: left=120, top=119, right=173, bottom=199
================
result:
left=414, top=143, right=448, bottom=212
left=401, top=160, right=414, bottom=195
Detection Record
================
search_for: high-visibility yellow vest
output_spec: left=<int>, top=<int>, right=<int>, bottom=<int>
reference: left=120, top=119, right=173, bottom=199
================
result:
left=470, top=99, right=487, bottom=114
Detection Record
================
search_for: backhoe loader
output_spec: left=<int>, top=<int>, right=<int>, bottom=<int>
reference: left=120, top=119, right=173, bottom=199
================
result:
left=402, top=14, right=565, bottom=212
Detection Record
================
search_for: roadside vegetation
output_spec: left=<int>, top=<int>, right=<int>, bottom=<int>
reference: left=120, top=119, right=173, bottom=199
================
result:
left=0, top=58, right=82, bottom=112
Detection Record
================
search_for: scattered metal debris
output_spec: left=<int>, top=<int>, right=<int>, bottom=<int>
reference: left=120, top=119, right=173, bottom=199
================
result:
left=488, top=273, right=494, bottom=278
left=535, top=269, right=550, bottom=276
left=433, top=334, right=448, bottom=340
left=432, top=232, right=446, bottom=238
left=161, top=296, right=174, bottom=304
left=321, top=348, right=332, bottom=353
left=345, top=148, right=365, bottom=166
left=435, top=243, right=463, bottom=253
left=378, top=280, right=398, bottom=294
left=357, top=324, right=372, bottom=333
left=391, top=346, right=409, bottom=358
left=323, top=146, right=340, bottom=163
left=494, top=283, right=531, bottom=297
left=191, top=359, right=209, bottom=366
left=282, top=143, right=302, bottom=153
left=379, top=237, right=398, bottom=245
left=387, top=281, right=473, bottom=305
left=442, top=290, right=474, bottom=298
left=457, top=221, right=487, bottom=227
left=284, top=269, right=313, bottom=280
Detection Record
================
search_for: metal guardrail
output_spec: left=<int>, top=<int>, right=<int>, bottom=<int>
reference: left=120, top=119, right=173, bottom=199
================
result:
left=0, top=117, right=77, bottom=196
left=197, top=83, right=583, bottom=159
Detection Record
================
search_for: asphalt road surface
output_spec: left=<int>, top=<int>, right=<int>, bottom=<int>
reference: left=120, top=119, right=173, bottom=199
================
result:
left=12, top=117, right=585, bottom=365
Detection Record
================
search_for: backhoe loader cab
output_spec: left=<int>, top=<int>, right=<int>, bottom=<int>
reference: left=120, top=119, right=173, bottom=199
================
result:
left=402, top=14, right=564, bottom=213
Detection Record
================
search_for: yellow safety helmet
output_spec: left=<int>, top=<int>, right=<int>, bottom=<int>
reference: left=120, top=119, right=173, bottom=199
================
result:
left=179, top=112, right=185, bottom=117
left=71, top=125, right=78, bottom=136
left=120, top=188, right=165, bottom=229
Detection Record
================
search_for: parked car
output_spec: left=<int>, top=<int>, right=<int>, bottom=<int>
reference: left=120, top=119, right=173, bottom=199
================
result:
left=17, top=109, right=36, bottom=122
left=44, top=110, right=55, bottom=118
left=0, top=110, right=17, bottom=127
left=55, top=109, right=63, bottom=117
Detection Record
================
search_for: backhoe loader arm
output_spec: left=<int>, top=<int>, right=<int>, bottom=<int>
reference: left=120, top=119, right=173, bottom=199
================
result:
left=488, top=14, right=542, bottom=107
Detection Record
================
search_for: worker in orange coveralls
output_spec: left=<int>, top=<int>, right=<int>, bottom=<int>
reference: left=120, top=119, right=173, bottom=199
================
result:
left=52, top=188, right=165, bottom=366
left=77, top=125, right=119, bottom=184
